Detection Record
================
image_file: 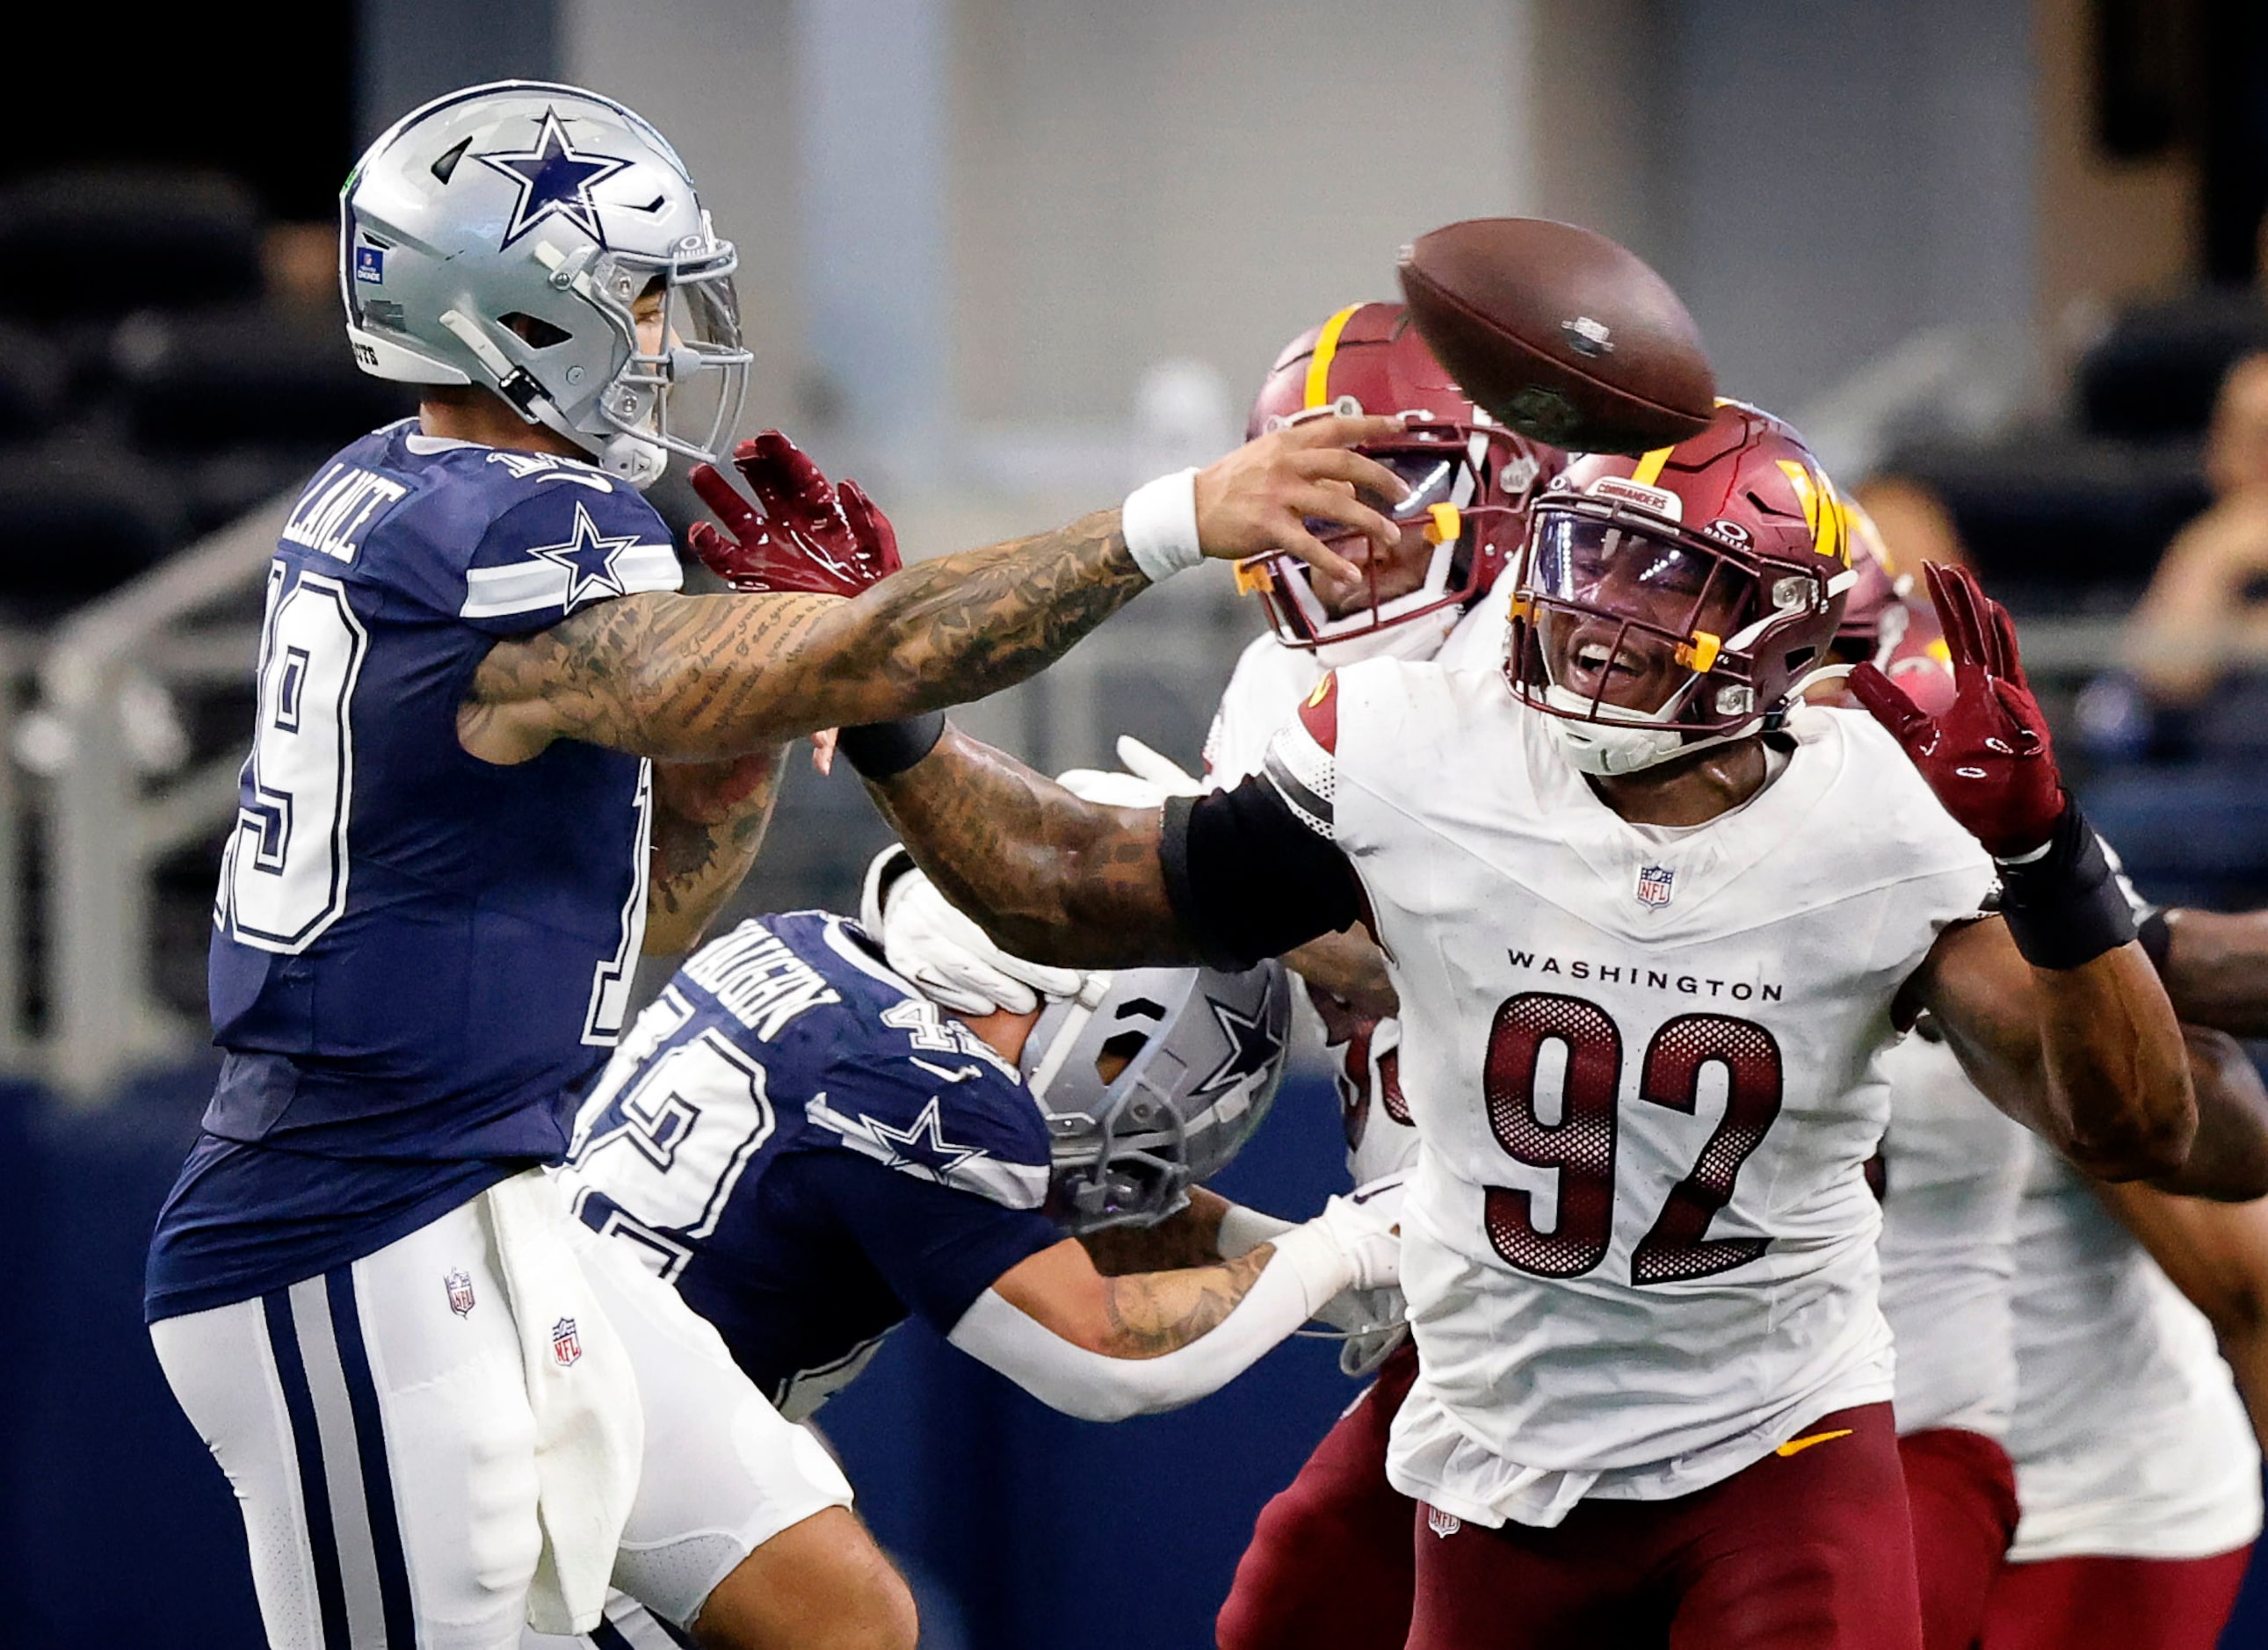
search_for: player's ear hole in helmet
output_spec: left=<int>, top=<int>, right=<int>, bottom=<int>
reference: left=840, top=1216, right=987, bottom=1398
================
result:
left=1503, top=400, right=1859, bottom=778
left=339, top=81, right=750, bottom=488
left=1236, top=302, right=1561, bottom=665
left=1022, top=961, right=1293, bottom=1233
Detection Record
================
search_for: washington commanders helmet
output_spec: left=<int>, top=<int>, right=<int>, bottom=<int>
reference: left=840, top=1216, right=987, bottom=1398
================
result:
left=1505, top=401, right=1859, bottom=775
left=1240, top=302, right=1557, bottom=659
left=340, top=82, right=749, bottom=487
left=1832, top=495, right=1955, bottom=713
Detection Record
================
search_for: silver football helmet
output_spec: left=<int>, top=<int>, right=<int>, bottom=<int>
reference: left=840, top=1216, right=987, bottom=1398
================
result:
left=339, top=81, right=749, bottom=487
left=1025, top=959, right=1293, bottom=1233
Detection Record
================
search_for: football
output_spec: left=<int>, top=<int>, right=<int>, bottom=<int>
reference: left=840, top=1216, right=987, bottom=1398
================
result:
left=1397, top=218, right=1716, bottom=455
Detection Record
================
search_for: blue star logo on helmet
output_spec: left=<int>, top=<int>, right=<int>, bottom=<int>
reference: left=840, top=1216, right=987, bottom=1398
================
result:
left=475, top=107, right=630, bottom=250
left=530, top=502, right=642, bottom=611
left=1195, top=995, right=1284, bottom=1096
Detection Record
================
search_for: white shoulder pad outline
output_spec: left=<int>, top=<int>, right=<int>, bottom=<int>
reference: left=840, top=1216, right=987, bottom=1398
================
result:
left=1261, top=713, right=1337, bottom=841
left=804, top=1092, right=1051, bottom=1210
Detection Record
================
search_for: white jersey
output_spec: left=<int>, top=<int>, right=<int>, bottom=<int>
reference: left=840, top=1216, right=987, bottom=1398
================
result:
left=1262, top=664, right=1994, bottom=1528
left=1205, top=612, right=1502, bottom=1187
left=1877, top=1029, right=2031, bottom=1439
left=2002, top=1146, right=2261, bottom=1562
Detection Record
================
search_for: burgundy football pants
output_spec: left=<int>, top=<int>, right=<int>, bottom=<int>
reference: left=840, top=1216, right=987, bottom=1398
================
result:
left=1979, top=1545, right=2254, bottom=1650
left=1215, top=1340, right=1422, bottom=1650
left=1899, top=1427, right=2020, bottom=1650
left=1407, top=1402, right=1924, bottom=1649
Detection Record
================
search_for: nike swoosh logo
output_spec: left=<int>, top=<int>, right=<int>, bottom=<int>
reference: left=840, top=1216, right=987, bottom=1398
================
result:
left=1774, top=1429, right=1854, bottom=1458
left=909, top=1057, right=983, bottom=1083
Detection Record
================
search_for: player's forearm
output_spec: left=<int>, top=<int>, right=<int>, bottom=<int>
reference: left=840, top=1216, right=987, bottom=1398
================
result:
left=2145, top=1025, right=2268, bottom=1201
left=1281, top=930, right=1397, bottom=1018
left=1092, top=1248, right=1273, bottom=1357
left=866, top=727, right=1199, bottom=968
left=467, top=513, right=1145, bottom=761
left=950, top=1236, right=1344, bottom=1421
left=2033, top=944, right=2196, bottom=1181
left=798, top=509, right=1151, bottom=724
left=2161, top=910, right=2268, bottom=1037
left=642, top=746, right=789, bottom=955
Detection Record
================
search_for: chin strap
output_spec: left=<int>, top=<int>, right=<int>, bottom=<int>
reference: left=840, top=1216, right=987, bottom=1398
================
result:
left=1532, top=682, right=1774, bottom=777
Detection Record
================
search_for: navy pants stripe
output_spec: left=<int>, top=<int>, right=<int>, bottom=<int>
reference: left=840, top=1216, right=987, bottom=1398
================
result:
left=329, top=1266, right=417, bottom=1646
left=262, top=1267, right=417, bottom=1647
left=264, top=1287, right=352, bottom=1650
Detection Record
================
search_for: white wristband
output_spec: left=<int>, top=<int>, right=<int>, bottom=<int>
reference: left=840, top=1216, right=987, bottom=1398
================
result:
left=1215, top=1201, right=1297, bottom=1261
left=1266, top=1222, right=1359, bottom=1321
left=1120, top=467, right=1203, bottom=583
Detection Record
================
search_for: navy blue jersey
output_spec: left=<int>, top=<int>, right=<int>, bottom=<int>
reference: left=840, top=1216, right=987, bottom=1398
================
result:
left=147, top=421, right=683, bottom=1321
left=561, top=911, right=1062, bottom=1417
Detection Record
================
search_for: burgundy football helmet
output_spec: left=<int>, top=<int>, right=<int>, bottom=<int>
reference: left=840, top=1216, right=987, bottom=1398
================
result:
left=1239, top=301, right=1559, bottom=655
left=1832, top=496, right=1955, bottom=714
left=1505, top=401, right=1859, bottom=775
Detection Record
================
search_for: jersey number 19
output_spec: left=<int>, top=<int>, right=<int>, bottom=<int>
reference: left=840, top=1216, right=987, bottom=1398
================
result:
left=216, top=567, right=366, bottom=952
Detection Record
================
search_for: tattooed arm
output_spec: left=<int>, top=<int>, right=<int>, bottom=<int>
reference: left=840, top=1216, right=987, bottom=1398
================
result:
left=946, top=1189, right=1391, bottom=1420
left=643, top=746, right=791, bottom=955
left=458, top=414, right=1411, bottom=766
left=992, top=1237, right=1276, bottom=1358
left=866, top=726, right=1195, bottom=966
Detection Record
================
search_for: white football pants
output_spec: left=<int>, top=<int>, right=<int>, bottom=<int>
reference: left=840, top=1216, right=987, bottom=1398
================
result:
left=150, top=1185, right=851, bottom=1649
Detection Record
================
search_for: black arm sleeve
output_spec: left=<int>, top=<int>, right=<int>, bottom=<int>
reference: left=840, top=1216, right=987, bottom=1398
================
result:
left=1157, top=775, right=1364, bottom=971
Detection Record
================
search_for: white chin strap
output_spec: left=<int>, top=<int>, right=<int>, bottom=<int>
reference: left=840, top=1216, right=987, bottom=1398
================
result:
left=1536, top=684, right=1763, bottom=777
left=595, top=431, right=668, bottom=488
left=1314, top=604, right=1462, bottom=669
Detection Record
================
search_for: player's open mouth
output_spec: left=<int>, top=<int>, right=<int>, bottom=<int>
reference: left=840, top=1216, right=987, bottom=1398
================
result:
left=1565, top=638, right=1649, bottom=692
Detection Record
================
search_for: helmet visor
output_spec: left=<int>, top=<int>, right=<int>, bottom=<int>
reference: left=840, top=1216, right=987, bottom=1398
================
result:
left=1248, top=440, right=1493, bottom=648
left=1524, top=512, right=1748, bottom=718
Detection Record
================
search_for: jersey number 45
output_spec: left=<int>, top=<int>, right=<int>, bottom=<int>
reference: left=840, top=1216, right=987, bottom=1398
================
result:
left=1482, top=992, right=1784, bottom=1286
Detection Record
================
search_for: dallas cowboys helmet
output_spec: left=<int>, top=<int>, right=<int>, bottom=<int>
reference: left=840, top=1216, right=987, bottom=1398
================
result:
left=1024, top=959, right=1293, bottom=1233
left=340, top=81, right=749, bottom=487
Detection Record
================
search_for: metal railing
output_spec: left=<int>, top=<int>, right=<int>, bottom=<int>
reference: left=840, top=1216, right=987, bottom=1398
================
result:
left=35, top=499, right=283, bottom=1100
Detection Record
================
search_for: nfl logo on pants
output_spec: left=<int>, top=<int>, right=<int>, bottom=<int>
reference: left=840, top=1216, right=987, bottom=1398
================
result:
left=552, top=1317, right=582, bottom=1367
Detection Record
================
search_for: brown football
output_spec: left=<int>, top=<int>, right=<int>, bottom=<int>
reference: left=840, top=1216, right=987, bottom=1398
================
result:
left=1397, top=218, right=1716, bottom=455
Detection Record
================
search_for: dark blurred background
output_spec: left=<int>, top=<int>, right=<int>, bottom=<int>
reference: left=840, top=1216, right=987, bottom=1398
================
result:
left=4, top=1, right=2268, bottom=1645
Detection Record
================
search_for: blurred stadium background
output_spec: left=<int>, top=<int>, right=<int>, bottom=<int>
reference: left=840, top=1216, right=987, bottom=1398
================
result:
left=5, top=1, right=2268, bottom=1644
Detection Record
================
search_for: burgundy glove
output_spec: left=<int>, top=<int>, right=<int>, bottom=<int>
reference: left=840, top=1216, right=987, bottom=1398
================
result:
left=686, top=430, right=902, bottom=597
left=1848, top=562, right=2065, bottom=858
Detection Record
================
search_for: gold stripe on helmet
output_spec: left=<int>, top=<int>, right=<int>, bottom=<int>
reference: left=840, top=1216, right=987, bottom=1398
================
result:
left=1304, top=305, right=1365, bottom=410
left=1630, top=445, right=1676, bottom=487
left=1775, top=460, right=1851, bottom=563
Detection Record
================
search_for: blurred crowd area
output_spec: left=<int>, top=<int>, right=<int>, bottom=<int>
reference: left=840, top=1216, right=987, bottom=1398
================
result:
left=1868, top=262, right=2268, bottom=912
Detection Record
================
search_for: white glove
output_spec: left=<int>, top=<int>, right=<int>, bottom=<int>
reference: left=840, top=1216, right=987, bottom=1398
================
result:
left=1257, top=1174, right=1404, bottom=1319
left=1112, top=735, right=1205, bottom=796
left=1327, top=1291, right=1409, bottom=1380
left=860, top=846, right=1085, bottom=1016
left=1054, top=735, right=1206, bottom=811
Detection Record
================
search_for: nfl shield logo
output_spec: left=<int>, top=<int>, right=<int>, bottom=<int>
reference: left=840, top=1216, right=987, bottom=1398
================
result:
left=1636, top=865, right=1675, bottom=908
left=1427, top=1508, right=1462, bottom=1538
left=445, top=1270, right=475, bottom=1316
left=552, top=1317, right=583, bottom=1367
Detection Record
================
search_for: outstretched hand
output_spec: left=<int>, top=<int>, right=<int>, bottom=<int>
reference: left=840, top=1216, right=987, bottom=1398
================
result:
left=1848, top=562, right=2065, bottom=858
left=687, top=431, right=902, bottom=597
left=1193, top=412, right=1414, bottom=582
